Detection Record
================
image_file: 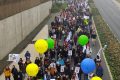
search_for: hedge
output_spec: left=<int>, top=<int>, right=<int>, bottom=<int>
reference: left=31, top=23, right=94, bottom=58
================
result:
left=51, top=3, right=68, bottom=13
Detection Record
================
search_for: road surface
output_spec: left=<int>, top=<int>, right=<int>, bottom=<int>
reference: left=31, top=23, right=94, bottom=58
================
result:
left=93, top=0, right=120, bottom=41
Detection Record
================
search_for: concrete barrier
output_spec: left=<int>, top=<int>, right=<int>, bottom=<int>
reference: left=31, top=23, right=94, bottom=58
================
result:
left=0, top=1, right=52, bottom=60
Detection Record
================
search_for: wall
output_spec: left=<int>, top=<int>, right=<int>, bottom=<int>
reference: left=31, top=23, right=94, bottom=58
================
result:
left=0, top=0, right=50, bottom=20
left=0, top=0, right=52, bottom=60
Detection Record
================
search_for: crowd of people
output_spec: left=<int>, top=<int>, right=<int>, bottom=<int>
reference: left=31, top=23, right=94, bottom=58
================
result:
left=3, top=0, right=104, bottom=80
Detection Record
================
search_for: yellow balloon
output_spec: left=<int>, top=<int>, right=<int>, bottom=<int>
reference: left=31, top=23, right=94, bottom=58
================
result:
left=26, top=63, right=39, bottom=77
left=91, top=76, right=102, bottom=80
left=34, top=39, right=48, bottom=54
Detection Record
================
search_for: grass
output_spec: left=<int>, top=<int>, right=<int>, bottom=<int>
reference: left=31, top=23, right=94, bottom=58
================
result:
left=51, top=3, right=68, bottom=13
left=88, top=0, right=120, bottom=80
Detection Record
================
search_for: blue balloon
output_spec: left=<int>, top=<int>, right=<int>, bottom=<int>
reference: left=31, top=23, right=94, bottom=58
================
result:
left=81, top=58, right=96, bottom=74
left=57, top=59, right=64, bottom=66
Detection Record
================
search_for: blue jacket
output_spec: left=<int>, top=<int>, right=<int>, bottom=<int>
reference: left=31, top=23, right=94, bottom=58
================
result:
left=25, top=52, right=30, bottom=58
left=96, top=66, right=103, bottom=77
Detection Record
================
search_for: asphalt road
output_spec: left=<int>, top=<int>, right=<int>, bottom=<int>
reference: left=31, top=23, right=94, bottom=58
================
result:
left=93, top=0, right=120, bottom=41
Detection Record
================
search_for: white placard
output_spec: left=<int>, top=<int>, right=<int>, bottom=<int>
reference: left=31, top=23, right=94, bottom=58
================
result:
left=74, top=67, right=80, bottom=73
left=53, top=34, right=56, bottom=39
left=66, top=31, right=72, bottom=42
left=68, top=50, right=72, bottom=56
left=86, top=48, right=92, bottom=55
left=84, top=15, right=89, bottom=19
left=60, top=66, right=65, bottom=72
left=82, top=45, right=86, bottom=53
left=8, top=54, right=19, bottom=62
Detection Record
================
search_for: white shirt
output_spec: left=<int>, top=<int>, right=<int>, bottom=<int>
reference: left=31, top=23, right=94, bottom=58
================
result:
left=49, top=62, right=56, bottom=68
left=86, top=48, right=92, bottom=55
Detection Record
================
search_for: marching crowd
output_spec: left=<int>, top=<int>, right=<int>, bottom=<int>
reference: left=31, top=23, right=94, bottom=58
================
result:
left=3, top=0, right=103, bottom=80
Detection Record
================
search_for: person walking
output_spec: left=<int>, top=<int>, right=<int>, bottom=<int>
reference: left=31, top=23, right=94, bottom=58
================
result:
left=35, top=57, right=41, bottom=66
left=94, top=55, right=101, bottom=64
left=74, top=33, right=78, bottom=46
left=18, top=58, right=23, bottom=71
left=25, top=58, right=31, bottom=66
left=11, top=65, right=18, bottom=80
left=18, top=70, right=23, bottom=80
left=96, top=63, right=103, bottom=78
left=25, top=51, right=31, bottom=60
left=48, top=60, right=57, bottom=78
left=4, top=66, right=11, bottom=80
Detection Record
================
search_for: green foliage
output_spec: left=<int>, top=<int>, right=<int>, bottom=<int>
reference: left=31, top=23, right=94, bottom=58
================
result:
left=51, top=3, right=68, bottom=13
left=89, top=0, right=120, bottom=80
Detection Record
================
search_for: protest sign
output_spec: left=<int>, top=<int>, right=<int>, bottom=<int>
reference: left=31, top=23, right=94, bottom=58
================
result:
left=8, top=54, right=19, bottom=62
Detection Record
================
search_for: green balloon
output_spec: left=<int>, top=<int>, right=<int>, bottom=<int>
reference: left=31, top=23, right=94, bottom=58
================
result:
left=78, top=35, right=89, bottom=46
left=47, top=38, right=55, bottom=49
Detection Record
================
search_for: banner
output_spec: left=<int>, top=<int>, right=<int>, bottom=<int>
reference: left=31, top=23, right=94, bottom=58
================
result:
left=8, top=54, right=19, bottom=62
